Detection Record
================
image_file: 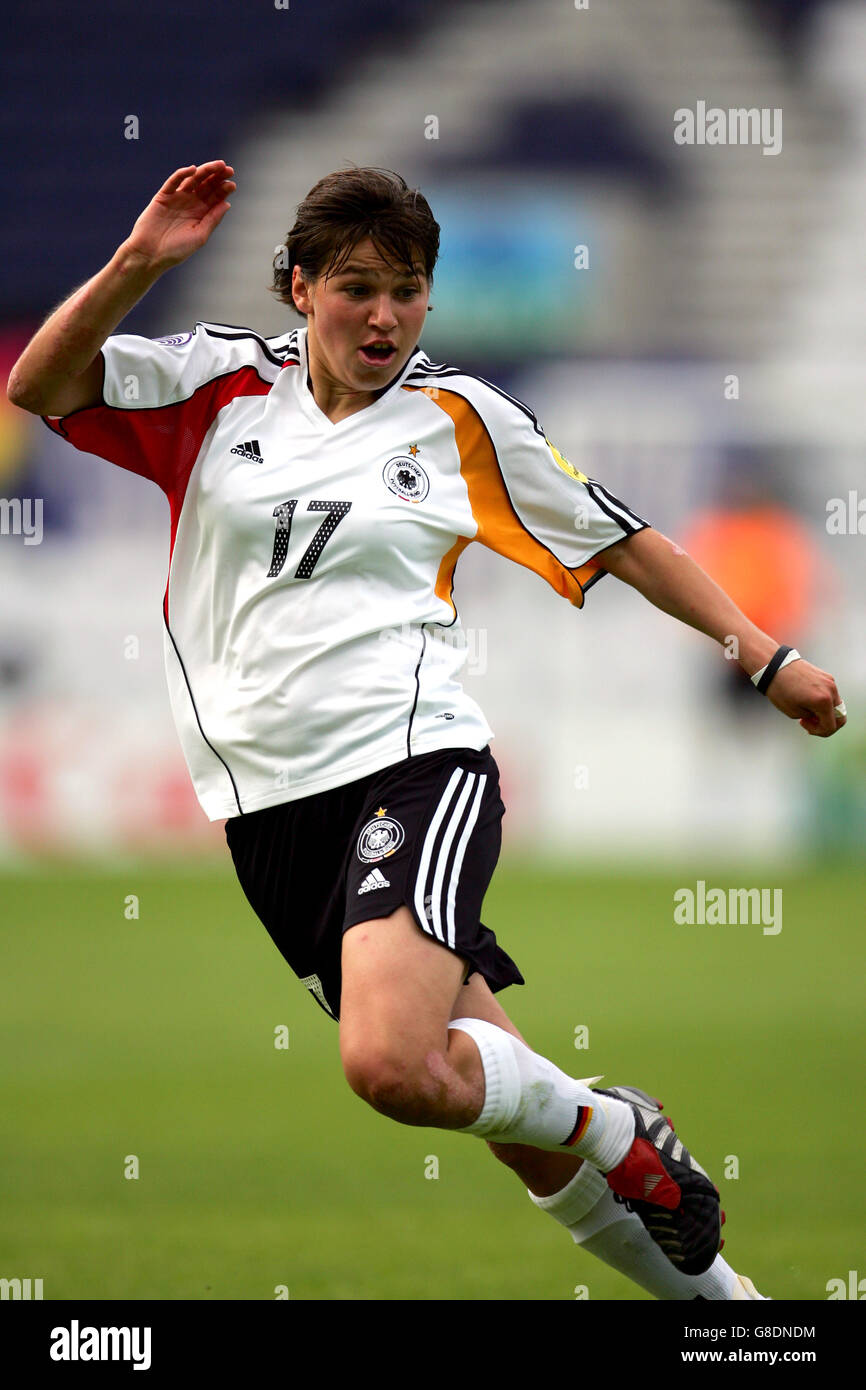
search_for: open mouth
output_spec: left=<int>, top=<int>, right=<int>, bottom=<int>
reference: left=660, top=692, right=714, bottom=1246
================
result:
left=359, top=342, right=398, bottom=366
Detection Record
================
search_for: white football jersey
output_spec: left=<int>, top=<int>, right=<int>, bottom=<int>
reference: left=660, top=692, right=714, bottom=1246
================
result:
left=43, top=323, right=648, bottom=820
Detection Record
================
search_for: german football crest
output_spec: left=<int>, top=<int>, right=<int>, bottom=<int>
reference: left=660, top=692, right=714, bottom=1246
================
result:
left=383, top=456, right=430, bottom=503
left=357, top=808, right=405, bottom=863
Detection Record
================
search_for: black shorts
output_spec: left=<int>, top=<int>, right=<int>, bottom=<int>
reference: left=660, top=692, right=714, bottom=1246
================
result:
left=224, top=744, right=524, bottom=1022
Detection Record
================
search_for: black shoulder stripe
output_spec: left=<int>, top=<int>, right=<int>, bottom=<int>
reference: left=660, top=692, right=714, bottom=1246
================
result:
left=586, top=480, right=647, bottom=533
left=474, top=374, right=546, bottom=438
left=411, top=352, right=448, bottom=371
left=378, top=348, right=426, bottom=399
left=591, top=481, right=648, bottom=529
left=197, top=319, right=265, bottom=332
left=198, top=323, right=287, bottom=369
left=407, top=364, right=546, bottom=438
left=408, top=361, right=456, bottom=376
left=267, top=329, right=301, bottom=359
left=405, top=369, right=464, bottom=386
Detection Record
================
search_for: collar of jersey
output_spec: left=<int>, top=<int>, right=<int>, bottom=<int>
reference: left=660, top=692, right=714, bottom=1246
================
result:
left=295, top=326, right=424, bottom=429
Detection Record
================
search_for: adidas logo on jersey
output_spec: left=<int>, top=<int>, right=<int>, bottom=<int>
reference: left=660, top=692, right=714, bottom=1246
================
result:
left=231, top=439, right=264, bottom=464
left=358, top=868, right=391, bottom=895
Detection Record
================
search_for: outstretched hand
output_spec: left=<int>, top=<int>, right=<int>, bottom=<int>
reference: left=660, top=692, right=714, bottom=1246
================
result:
left=124, top=161, right=236, bottom=272
left=766, top=658, right=846, bottom=737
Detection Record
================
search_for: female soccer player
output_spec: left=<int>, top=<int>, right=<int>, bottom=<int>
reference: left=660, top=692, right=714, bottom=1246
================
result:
left=8, top=161, right=846, bottom=1300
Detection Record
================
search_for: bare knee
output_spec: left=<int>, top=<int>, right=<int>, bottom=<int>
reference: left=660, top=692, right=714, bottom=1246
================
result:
left=341, top=1032, right=485, bottom=1128
left=341, top=1041, right=439, bottom=1125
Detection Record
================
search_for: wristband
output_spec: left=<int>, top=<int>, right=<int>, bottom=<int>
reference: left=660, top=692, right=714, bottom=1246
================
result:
left=751, top=646, right=801, bottom=694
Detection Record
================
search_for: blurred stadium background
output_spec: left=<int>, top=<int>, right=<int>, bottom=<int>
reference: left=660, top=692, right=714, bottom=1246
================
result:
left=2, top=0, right=864, bottom=1301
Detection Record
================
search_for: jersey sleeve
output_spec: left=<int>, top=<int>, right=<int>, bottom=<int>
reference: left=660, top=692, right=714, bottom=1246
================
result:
left=430, top=378, right=650, bottom=607
left=40, top=324, right=256, bottom=497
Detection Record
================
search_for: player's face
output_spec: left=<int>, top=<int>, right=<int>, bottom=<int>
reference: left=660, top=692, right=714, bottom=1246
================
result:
left=293, top=238, right=429, bottom=396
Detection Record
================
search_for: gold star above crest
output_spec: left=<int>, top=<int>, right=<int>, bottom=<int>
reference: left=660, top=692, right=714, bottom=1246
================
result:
left=408, top=443, right=420, bottom=456
left=375, top=806, right=387, bottom=817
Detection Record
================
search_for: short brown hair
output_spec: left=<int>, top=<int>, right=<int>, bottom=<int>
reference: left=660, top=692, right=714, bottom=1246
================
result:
left=270, top=167, right=440, bottom=315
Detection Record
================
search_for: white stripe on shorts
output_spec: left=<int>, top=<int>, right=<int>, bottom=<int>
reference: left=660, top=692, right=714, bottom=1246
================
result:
left=414, top=767, right=464, bottom=941
left=446, top=773, right=486, bottom=948
left=414, top=767, right=475, bottom=950
left=428, top=771, right=477, bottom=945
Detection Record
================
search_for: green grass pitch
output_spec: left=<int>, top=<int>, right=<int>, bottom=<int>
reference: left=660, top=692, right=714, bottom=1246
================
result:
left=2, top=857, right=863, bottom=1300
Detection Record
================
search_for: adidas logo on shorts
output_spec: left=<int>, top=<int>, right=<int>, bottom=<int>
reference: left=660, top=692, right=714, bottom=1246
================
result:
left=358, top=868, right=391, bottom=895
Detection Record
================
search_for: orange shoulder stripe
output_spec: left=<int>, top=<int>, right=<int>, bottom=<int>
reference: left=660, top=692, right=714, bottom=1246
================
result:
left=405, top=385, right=598, bottom=609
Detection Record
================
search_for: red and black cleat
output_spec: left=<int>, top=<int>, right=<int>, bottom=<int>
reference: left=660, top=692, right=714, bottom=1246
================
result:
left=598, top=1085, right=722, bottom=1276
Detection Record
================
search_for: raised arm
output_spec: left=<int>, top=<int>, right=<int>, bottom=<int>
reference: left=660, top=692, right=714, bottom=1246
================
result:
left=7, top=161, right=236, bottom=417
left=601, top=526, right=845, bottom=738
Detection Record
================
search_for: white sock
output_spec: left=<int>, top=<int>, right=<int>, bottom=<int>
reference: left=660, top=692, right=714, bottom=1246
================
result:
left=531, top=1162, right=739, bottom=1300
left=449, top=1017, right=634, bottom=1169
